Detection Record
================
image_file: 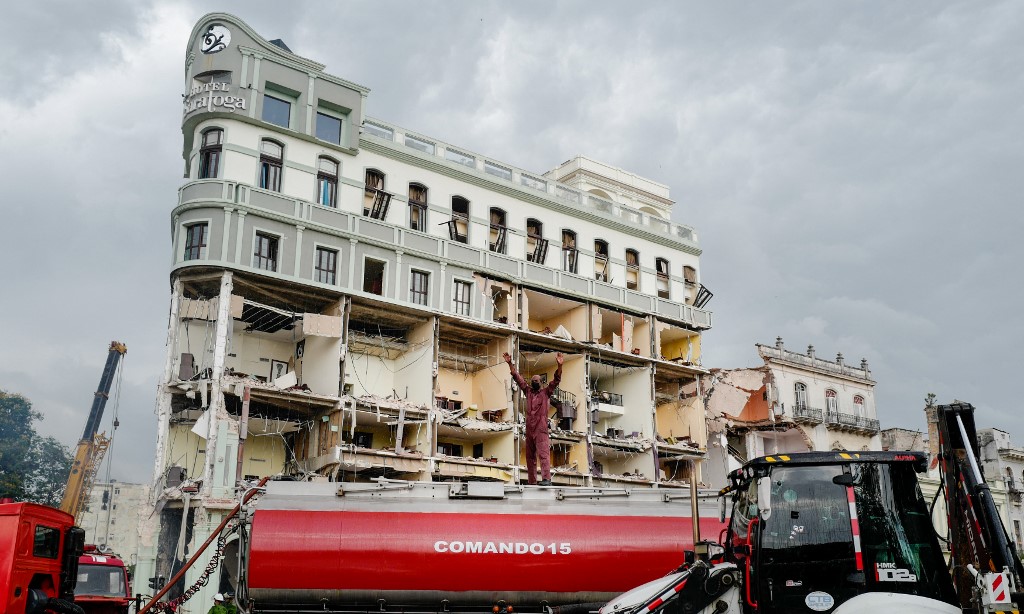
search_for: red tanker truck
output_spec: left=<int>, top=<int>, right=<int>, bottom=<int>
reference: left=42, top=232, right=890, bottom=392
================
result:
left=191, top=480, right=726, bottom=614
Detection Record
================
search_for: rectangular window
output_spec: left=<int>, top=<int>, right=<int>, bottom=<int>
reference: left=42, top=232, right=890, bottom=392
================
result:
left=259, top=140, right=283, bottom=192
left=410, top=270, right=429, bottom=306
left=262, top=94, right=291, bottom=128
left=34, top=525, right=60, bottom=559
left=453, top=280, right=472, bottom=316
left=253, top=233, right=279, bottom=272
left=198, top=129, right=222, bottom=179
left=409, top=184, right=428, bottom=232
left=184, top=223, right=208, bottom=261
left=314, top=247, right=338, bottom=285
left=363, top=258, right=386, bottom=296
left=315, top=112, right=342, bottom=144
left=317, top=158, right=338, bottom=208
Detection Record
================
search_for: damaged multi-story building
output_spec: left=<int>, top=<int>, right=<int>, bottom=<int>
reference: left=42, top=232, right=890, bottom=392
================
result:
left=136, top=13, right=714, bottom=591
left=702, top=338, right=880, bottom=486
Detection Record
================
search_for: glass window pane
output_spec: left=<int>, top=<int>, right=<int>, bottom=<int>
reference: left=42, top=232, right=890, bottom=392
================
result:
left=363, top=123, right=394, bottom=140
left=262, top=95, right=291, bottom=128
left=405, top=135, right=435, bottom=154
left=316, top=112, right=342, bottom=144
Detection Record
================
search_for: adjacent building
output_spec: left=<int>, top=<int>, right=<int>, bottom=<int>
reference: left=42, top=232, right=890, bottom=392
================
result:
left=77, top=481, right=151, bottom=566
left=978, top=428, right=1024, bottom=552
left=703, top=338, right=880, bottom=486
left=136, top=12, right=714, bottom=600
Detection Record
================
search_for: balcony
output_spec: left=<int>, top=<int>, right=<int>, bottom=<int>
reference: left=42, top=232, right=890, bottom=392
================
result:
left=825, top=410, right=880, bottom=434
left=791, top=404, right=823, bottom=424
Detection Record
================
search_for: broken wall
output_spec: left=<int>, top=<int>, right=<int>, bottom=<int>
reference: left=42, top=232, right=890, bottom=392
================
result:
left=591, top=365, right=653, bottom=437
left=394, top=320, right=435, bottom=405
left=655, top=397, right=705, bottom=448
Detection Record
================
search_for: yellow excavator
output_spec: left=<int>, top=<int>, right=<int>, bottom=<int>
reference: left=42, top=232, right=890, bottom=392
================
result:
left=58, top=341, right=127, bottom=522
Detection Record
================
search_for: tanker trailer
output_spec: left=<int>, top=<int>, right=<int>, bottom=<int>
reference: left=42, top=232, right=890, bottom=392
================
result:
left=234, top=479, right=726, bottom=613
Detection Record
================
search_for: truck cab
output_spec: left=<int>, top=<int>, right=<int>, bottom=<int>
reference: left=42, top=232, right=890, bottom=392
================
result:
left=74, top=548, right=131, bottom=614
left=0, top=501, right=85, bottom=614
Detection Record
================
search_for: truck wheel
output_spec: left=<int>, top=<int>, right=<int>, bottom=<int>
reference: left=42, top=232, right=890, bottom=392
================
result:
left=45, top=598, right=86, bottom=614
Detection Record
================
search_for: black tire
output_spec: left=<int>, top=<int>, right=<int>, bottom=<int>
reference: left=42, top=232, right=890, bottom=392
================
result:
left=45, top=598, right=86, bottom=614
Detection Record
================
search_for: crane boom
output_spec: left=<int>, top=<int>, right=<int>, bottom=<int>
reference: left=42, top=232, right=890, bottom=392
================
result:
left=59, top=341, right=127, bottom=520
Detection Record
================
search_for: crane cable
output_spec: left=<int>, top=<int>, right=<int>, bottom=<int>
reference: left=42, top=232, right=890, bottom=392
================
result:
left=99, top=352, right=125, bottom=547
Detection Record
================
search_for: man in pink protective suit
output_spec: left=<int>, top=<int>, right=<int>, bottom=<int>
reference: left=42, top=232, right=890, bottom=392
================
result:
left=502, top=351, right=563, bottom=486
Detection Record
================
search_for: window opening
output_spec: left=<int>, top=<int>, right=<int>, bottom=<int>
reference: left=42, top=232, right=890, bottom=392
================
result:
left=853, top=395, right=865, bottom=417
left=447, top=196, right=470, bottom=243
left=315, top=247, right=338, bottom=284
left=259, top=140, right=283, bottom=192
left=795, top=382, right=808, bottom=409
left=826, top=389, right=838, bottom=414
left=561, top=230, right=578, bottom=274
left=408, top=184, right=428, bottom=231
left=363, top=258, right=386, bottom=295
left=254, top=233, right=279, bottom=272
left=410, top=270, right=429, bottom=306
left=262, top=94, right=291, bottom=128
left=363, top=169, right=391, bottom=220
left=184, top=223, right=208, bottom=261
left=625, top=249, right=640, bottom=290
left=34, top=525, right=60, bottom=558
left=526, top=218, right=548, bottom=264
left=317, top=157, right=338, bottom=207
left=656, top=257, right=670, bottom=299
left=198, top=129, right=222, bottom=179
left=453, top=280, right=472, bottom=315
left=594, top=239, right=609, bottom=282
left=489, top=208, right=507, bottom=254
left=683, top=265, right=697, bottom=285
left=315, top=111, right=342, bottom=144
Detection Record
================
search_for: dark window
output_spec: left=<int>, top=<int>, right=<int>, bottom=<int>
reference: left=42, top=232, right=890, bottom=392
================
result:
left=253, top=233, right=279, bottom=272
left=317, top=157, right=338, bottom=207
left=410, top=270, right=429, bottom=306
left=656, top=257, right=670, bottom=299
left=409, top=184, right=428, bottom=231
left=364, top=169, right=391, bottom=220
left=453, top=280, right=472, bottom=315
left=262, top=94, right=291, bottom=128
left=198, top=129, right=222, bottom=179
left=438, top=442, right=464, bottom=457
left=315, top=247, right=338, bottom=284
left=526, top=218, right=548, bottom=264
left=259, top=140, right=283, bottom=192
left=315, top=112, right=342, bottom=144
left=594, top=239, right=609, bottom=281
left=625, top=249, right=640, bottom=290
left=184, top=223, right=208, bottom=261
left=561, top=230, right=578, bottom=274
left=448, top=196, right=470, bottom=243
left=489, top=208, right=507, bottom=254
left=363, top=258, right=386, bottom=295
left=76, top=564, right=127, bottom=597
left=34, top=525, right=60, bottom=559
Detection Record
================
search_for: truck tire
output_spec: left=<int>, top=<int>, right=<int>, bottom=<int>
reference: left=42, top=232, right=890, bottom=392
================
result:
left=45, top=598, right=86, bottom=614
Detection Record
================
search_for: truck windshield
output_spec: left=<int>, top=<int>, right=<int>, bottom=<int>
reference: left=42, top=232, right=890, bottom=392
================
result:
left=76, top=564, right=127, bottom=597
left=852, top=462, right=957, bottom=604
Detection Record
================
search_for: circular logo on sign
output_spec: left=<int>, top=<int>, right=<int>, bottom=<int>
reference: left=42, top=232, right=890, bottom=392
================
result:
left=804, top=591, right=834, bottom=611
left=201, top=24, right=231, bottom=54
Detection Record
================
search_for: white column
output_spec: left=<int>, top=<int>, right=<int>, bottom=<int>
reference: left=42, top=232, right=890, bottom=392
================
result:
left=202, top=272, right=233, bottom=497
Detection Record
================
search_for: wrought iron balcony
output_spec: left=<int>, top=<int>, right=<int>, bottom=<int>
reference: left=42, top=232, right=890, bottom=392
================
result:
left=825, top=410, right=880, bottom=433
left=791, top=404, right=823, bottom=424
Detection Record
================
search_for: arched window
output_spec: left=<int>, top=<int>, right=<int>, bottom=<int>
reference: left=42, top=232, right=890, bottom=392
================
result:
left=562, top=230, right=578, bottom=273
left=625, top=249, right=640, bottom=290
left=825, top=389, right=838, bottom=414
left=198, top=128, right=223, bottom=179
left=408, top=183, right=428, bottom=231
left=489, top=208, right=507, bottom=254
left=655, top=257, right=670, bottom=299
left=526, top=218, right=547, bottom=263
left=794, top=382, right=808, bottom=409
left=363, top=169, right=390, bottom=219
left=316, top=157, right=339, bottom=207
left=448, top=196, right=469, bottom=243
left=594, top=240, right=609, bottom=282
left=258, top=139, right=283, bottom=192
left=853, top=395, right=865, bottom=417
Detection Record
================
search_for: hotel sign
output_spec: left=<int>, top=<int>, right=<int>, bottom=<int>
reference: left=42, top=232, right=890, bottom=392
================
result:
left=183, top=82, right=246, bottom=117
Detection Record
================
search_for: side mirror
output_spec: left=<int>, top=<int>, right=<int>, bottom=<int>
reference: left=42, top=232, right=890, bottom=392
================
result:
left=718, top=495, right=727, bottom=523
left=757, top=478, right=773, bottom=520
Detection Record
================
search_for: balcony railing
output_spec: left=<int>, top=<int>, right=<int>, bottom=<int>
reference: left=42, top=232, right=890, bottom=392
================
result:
left=825, top=410, right=880, bottom=433
left=591, top=391, right=624, bottom=407
left=791, top=404, right=823, bottom=424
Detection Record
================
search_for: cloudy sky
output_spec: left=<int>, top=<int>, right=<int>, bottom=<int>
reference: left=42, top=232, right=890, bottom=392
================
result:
left=2, top=1, right=1021, bottom=484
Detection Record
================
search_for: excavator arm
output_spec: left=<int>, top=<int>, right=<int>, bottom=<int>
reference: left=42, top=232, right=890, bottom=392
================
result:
left=58, top=341, right=127, bottom=521
left=935, top=402, right=1024, bottom=612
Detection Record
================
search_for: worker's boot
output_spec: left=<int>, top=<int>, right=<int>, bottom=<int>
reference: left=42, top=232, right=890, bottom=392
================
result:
left=538, top=479, right=552, bottom=486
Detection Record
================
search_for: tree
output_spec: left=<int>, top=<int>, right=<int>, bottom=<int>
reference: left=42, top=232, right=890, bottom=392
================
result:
left=0, top=390, right=73, bottom=505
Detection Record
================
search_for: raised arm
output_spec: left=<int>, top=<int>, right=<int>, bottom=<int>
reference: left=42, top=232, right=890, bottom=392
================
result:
left=546, top=352, right=564, bottom=394
left=503, top=352, right=528, bottom=390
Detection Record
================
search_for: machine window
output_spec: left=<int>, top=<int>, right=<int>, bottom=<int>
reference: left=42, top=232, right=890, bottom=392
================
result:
left=34, top=525, right=60, bottom=559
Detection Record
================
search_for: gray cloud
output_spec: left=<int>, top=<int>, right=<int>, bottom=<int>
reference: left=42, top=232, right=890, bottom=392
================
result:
left=2, top=0, right=1022, bottom=483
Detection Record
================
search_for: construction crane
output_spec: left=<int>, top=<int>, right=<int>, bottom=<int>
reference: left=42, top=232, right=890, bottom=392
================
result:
left=59, top=341, right=127, bottom=522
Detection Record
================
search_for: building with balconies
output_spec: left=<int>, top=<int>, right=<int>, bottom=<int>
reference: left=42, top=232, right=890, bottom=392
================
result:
left=136, top=13, right=715, bottom=596
left=978, top=428, right=1024, bottom=552
left=702, top=338, right=880, bottom=487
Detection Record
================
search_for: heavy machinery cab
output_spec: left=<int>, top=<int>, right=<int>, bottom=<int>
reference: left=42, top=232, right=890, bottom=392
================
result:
left=721, top=451, right=958, bottom=613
